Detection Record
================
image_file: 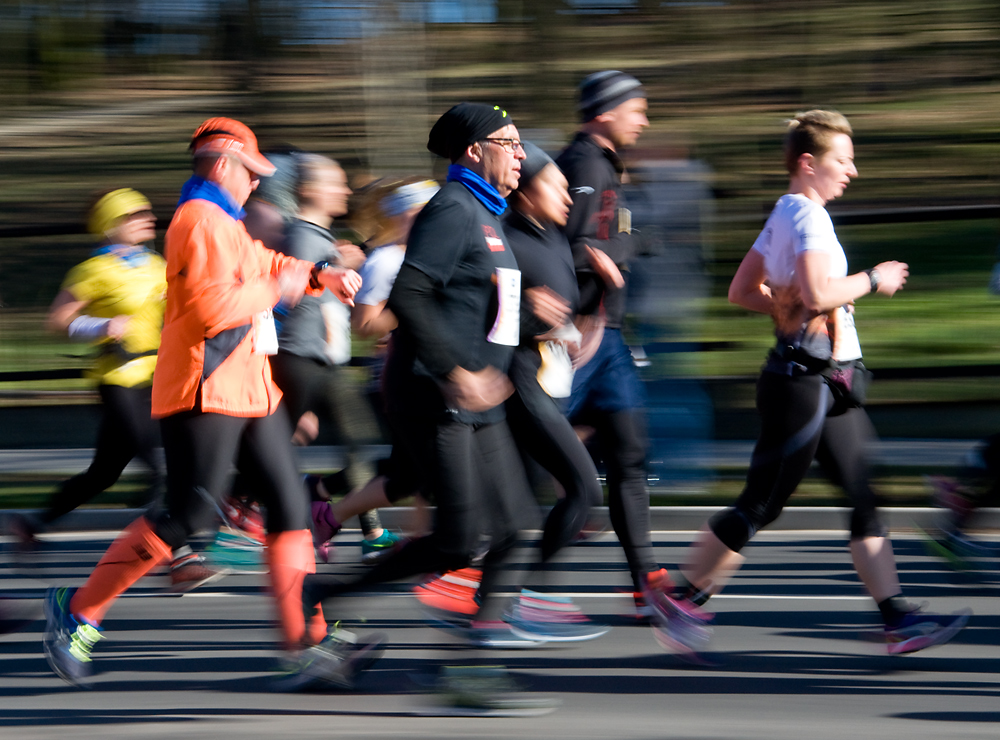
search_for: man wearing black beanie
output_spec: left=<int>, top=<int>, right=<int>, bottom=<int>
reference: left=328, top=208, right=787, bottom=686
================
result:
left=301, top=103, right=560, bottom=711
left=555, top=72, right=673, bottom=618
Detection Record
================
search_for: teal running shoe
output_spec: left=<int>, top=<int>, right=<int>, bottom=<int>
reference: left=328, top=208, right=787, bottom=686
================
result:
left=43, top=587, right=103, bottom=687
left=205, top=528, right=267, bottom=573
left=360, top=529, right=403, bottom=564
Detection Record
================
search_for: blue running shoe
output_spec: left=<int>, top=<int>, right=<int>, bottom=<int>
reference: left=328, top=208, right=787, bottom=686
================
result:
left=43, top=587, right=102, bottom=687
left=885, top=607, right=971, bottom=655
left=463, top=620, right=547, bottom=649
left=505, top=590, right=610, bottom=643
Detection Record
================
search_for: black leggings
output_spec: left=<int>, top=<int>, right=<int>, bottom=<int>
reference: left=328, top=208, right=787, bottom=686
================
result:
left=711, top=371, right=885, bottom=552
left=153, top=406, right=308, bottom=550
left=305, top=372, right=536, bottom=621
left=507, top=350, right=602, bottom=564
left=270, top=351, right=381, bottom=491
left=599, top=407, right=657, bottom=585
left=41, top=384, right=162, bottom=526
left=271, top=351, right=383, bottom=534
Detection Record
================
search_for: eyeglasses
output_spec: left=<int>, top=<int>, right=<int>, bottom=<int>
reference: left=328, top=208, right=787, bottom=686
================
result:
left=481, top=138, right=524, bottom=154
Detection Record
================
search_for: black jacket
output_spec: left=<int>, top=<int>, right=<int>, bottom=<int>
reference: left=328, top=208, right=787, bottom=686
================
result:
left=555, top=131, right=635, bottom=328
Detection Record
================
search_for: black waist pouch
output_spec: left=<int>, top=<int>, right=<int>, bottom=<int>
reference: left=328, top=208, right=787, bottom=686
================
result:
left=823, top=359, right=873, bottom=408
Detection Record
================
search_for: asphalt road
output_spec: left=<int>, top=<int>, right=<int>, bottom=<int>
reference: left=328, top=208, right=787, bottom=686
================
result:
left=1, top=527, right=999, bottom=740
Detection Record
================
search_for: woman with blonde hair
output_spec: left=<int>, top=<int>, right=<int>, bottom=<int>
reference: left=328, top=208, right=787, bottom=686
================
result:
left=657, top=111, right=969, bottom=657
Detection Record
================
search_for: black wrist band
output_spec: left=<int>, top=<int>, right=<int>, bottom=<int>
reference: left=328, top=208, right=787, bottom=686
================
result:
left=310, top=261, right=330, bottom=290
left=865, top=268, right=881, bottom=293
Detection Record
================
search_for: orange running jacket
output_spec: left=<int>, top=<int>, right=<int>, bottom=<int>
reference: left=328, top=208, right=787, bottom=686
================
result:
left=151, top=198, right=314, bottom=418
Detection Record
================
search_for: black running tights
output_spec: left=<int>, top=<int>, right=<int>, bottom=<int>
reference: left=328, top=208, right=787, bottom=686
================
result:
left=41, top=384, right=162, bottom=525
left=711, top=371, right=885, bottom=552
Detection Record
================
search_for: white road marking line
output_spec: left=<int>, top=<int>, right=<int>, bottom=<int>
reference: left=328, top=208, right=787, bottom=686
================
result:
left=168, top=591, right=871, bottom=601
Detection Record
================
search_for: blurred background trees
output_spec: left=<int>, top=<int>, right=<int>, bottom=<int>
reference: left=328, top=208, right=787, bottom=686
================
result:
left=0, top=0, right=996, bottom=368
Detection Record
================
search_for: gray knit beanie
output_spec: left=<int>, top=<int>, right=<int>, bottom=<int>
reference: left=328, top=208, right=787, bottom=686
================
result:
left=578, top=71, right=645, bottom=122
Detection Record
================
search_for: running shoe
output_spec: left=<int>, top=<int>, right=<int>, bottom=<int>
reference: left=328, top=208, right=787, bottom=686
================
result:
left=275, top=627, right=385, bottom=692
left=222, top=497, right=266, bottom=545
left=414, top=568, right=482, bottom=617
left=641, top=570, right=713, bottom=656
left=632, top=568, right=670, bottom=619
left=169, top=552, right=227, bottom=593
left=504, top=589, right=610, bottom=643
left=432, top=665, right=559, bottom=716
left=310, top=500, right=341, bottom=564
left=884, top=607, right=971, bottom=655
left=461, top=620, right=547, bottom=649
left=205, top=528, right=267, bottom=573
left=927, top=475, right=974, bottom=521
left=917, top=525, right=994, bottom=572
left=631, top=591, right=654, bottom=620
left=43, top=587, right=103, bottom=687
left=360, top=529, right=403, bottom=564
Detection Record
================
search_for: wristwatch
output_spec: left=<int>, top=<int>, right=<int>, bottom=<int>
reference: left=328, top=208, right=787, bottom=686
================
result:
left=310, top=260, right=331, bottom=290
left=866, top=268, right=882, bottom=293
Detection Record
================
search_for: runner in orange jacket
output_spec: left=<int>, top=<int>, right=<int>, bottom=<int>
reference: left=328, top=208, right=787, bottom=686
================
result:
left=42, top=118, right=367, bottom=690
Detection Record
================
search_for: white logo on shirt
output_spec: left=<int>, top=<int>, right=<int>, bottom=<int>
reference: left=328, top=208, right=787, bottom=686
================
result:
left=572, top=186, right=595, bottom=195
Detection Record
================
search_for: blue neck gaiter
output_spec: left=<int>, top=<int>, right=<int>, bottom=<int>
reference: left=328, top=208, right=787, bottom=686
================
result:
left=447, top=164, right=507, bottom=216
left=91, top=243, right=152, bottom=267
left=177, top=176, right=246, bottom=221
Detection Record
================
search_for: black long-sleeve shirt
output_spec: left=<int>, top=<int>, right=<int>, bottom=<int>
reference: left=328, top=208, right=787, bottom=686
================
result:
left=555, top=131, right=635, bottom=328
left=387, top=181, right=519, bottom=424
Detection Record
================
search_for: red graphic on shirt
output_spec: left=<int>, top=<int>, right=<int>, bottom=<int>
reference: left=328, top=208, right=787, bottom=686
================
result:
left=482, top=224, right=505, bottom=252
left=593, top=190, right=618, bottom=240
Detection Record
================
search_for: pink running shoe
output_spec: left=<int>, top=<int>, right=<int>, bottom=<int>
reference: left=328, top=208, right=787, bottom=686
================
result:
left=641, top=569, right=714, bottom=656
left=311, top=501, right=341, bottom=564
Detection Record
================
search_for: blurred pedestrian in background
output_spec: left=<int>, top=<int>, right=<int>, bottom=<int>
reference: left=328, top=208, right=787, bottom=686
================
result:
left=265, top=152, right=401, bottom=563
left=310, top=176, right=440, bottom=552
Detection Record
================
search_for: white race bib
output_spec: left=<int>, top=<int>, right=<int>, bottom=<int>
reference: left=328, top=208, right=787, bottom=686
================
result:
left=537, top=342, right=574, bottom=398
left=536, top=323, right=582, bottom=398
left=321, top=301, right=352, bottom=365
left=487, top=267, right=520, bottom=347
left=252, top=308, right=279, bottom=356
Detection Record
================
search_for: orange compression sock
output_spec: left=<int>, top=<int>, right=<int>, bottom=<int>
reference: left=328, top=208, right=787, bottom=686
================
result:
left=266, top=529, right=327, bottom=650
left=70, top=516, right=171, bottom=625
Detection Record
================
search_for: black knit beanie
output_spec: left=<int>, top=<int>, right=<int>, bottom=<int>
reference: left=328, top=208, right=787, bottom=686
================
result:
left=427, top=103, right=512, bottom=162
